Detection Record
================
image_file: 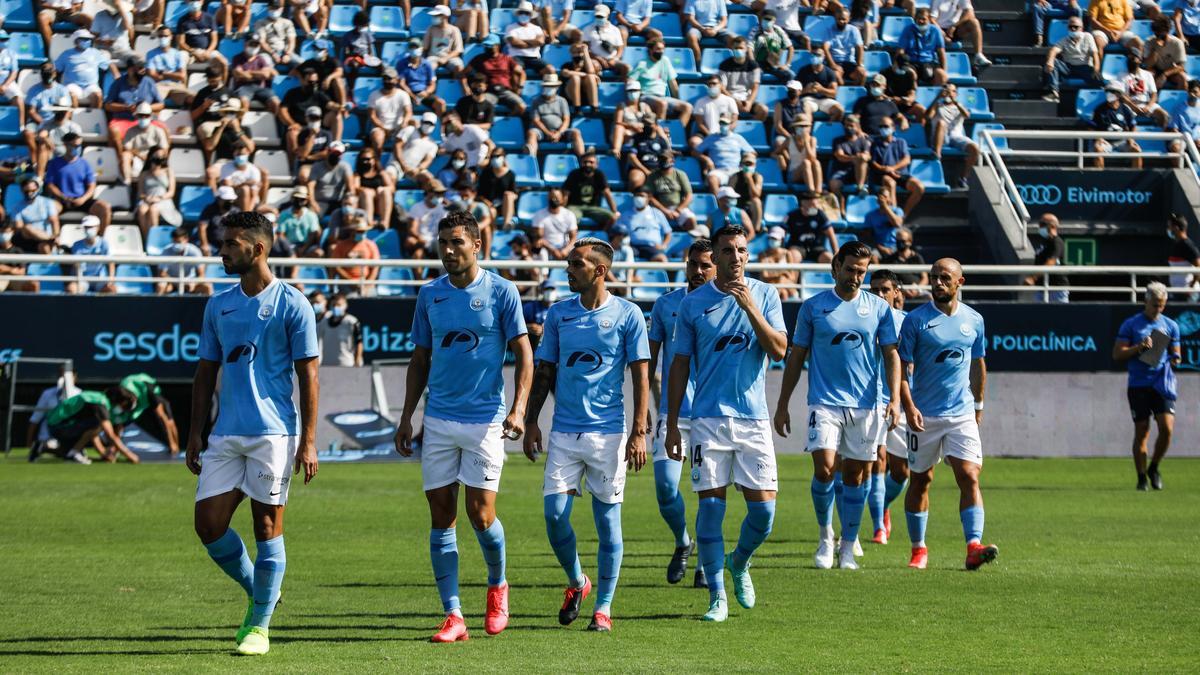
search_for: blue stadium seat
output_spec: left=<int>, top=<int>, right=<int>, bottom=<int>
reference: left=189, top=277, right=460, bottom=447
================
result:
left=659, top=119, right=686, bottom=151
left=747, top=233, right=771, bottom=258
left=490, top=230, right=519, bottom=259
left=898, top=125, right=930, bottom=157
left=675, top=155, right=703, bottom=188
left=371, top=229, right=402, bottom=259
left=26, top=262, right=62, bottom=293
left=1187, top=57, right=1200, bottom=82
left=408, top=7, right=434, bottom=35
left=0, top=107, right=20, bottom=141
left=490, top=117, right=526, bottom=151
left=666, top=47, right=700, bottom=80
left=700, top=48, right=733, bottom=75
left=916, top=85, right=940, bottom=110
left=735, top=120, right=769, bottom=152
left=843, top=194, right=874, bottom=227
left=879, top=16, right=914, bottom=47
left=353, top=77, right=382, bottom=108
left=546, top=267, right=570, bottom=292
left=1074, top=88, right=1104, bottom=120
left=377, top=266, right=415, bottom=296
left=863, top=51, right=892, bottom=77
left=10, top=32, right=45, bottom=68
left=1158, top=90, right=1187, bottom=113
left=0, top=0, right=36, bottom=28
left=572, top=10, right=596, bottom=28
left=727, top=14, right=759, bottom=38
left=329, top=6, right=359, bottom=34
left=831, top=232, right=857, bottom=252
left=790, top=51, right=819, bottom=74
left=206, top=264, right=235, bottom=282
left=517, top=190, right=549, bottom=223
left=341, top=115, right=363, bottom=148
left=971, top=122, right=1009, bottom=151
left=508, top=153, right=543, bottom=188
left=835, top=86, right=866, bottom=114
left=813, top=121, right=843, bottom=153
left=610, top=191, right=634, bottom=215
left=394, top=189, right=423, bottom=212
left=679, top=82, right=707, bottom=104
left=435, top=78, right=464, bottom=105
left=1129, top=19, right=1153, bottom=43
left=958, top=87, right=993, bottom=120
left=763, top=193, right=796, bottom=226
left=622, top=46, right=648, bottom=70
left=380, top=40, right=406, bottom=66
left=690, top=193, right=718, bottom=224
left=803, top=15, right=836, bottom=44
left=368, top=6, right=407, bottom=38
left=945, top=51, right=976, bottom=85
left=145, top=226, right=175, bottom=255
left=272, top=75, right=299, bottom=99
left=596, top=81, right=627, bottom=114
left=543, top=44, right=573, bottom=70
left=801, top=271, right=833, bottom=300
left=758, top=161, right=786, bottom=192
left=755, top=84, right=787, bottom=110
left=649, top=14, right=685, bottom=46
left=1135, top=125, right=1169, bottom=154
left=572, top=117, right=609, bottom=151
left=179, top=186, right=212, bottom=222
left=115, top=265, right=154, bottom=295
left=295, top=266, right=330, bottom=294
left=910, top=159, right=949, bottom=194
left=542, top=154, right=580, bottom=184
left=1047, top=19, right=1069, bottom=47
left=596, top=155, right=623, bottom=189
left=218, top=38, right=245, bottom=63
left=665, top=232, right=693, bottom=258
left=631, top=269, right=668, bottom=300
left=164, top=0, right=189, bottom=27
left=490, top=7, right=518, bottom=33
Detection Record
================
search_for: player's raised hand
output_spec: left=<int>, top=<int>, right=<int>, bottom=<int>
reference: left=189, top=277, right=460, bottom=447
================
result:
left=502, top=410, right=525, bottom=441
left=393, top=417, right=414, bottom=457
left=295, top=440, right=318, bottom=484
left=905, top=406, right=925, bottom=433
left=625, top=433, right=647, bottom=472
left=665, top=424, right=684, bottom=461
left=185, top=434, right=204, bottom=476
left=725, top=280, right=755, bottom=311
left=885, top=400, right=902, bottom=432
left=523, top=421, right=543, bottom=462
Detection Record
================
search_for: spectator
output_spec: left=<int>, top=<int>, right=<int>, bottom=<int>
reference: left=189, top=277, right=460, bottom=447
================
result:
left=870, top=117, right=924, bottom=217
left=683, top=0, right=729, bottom=64
left=506, top=1, right=553, bottom=78
left=880, top=225, right=927, bottom=298
left=368, top=66, right=414, bottom=155
left=403, top=180, right=449, bottom=258
left=390, top=112, right=440, bottom=184
left=436, top=149, right=476, bottom=190
left=442, top=111, right=493, bottom=169
left=862, top=191, right=904, bottom=260
left=309, top=290, right=328, bottom=321
left=355, top=148, right=396, bottom=229
left=1042, top=15, right=1100, bottom=103
left=45, top=133, right=111, bottom=233
left=23, top=63, right=75, bottom=176
left=615, top=0, right=657, bottom=43
left=613, top=80, right=655, bottom=151
left=12, top=177, right=61, bottom=252
left=175, top=0, right=227, bottom=76
left=32, top=97, right=83, bottom=182
left=1120, top=53, right=1169, bottom=128
left=825, top=9, right=866, bottom=85
left=751, top=10, right=795, bottom=82
left=231, top=36, right=282, bottom=116
left=520, top=283, right=558, bottom=348
left=771, top=80, right=806, bottom=152
left=1023, top=213, right=1069, bottom=303
left=1175, top=0, right=1200, bottom=52
left=623, top=109, right=671, bottom=191
left=104, top=56, right=166, bottom=182
left=503, top=234, right=543, bottom=295
left=1091, top=84, right=1142, bottom=170
left=0, top=222, right=37, bottom=292
left=457, top=74, right=498, bottom=129
left=326, top=192, right=365, bottom=235
left=1166, top=213, right=1200, bottom=294
left=707, top=185, right=753, bottom=236
left=855, top=73, right=907, bottom=135
left=797, top=46, right=844, bottom=120
left=91, top=0, right=136, bottom=63
left=145, top=26, right=191, bottom=106
left=606, top=223, right=638, bottom=292
left=629, top=38, right=693, bottom=128
left=268, top=212, right=296, bottom=277
left=691, top=74, right=739, bottom=149
left=290, top=0, right=329, bottom=35
left=341, top=10, right=378, bottom=90
left=463, top=34, right=525, bottom=115
left=615, top=187, right=672, bottom=261
left=1142, top=16, right=1187, bottom=91
left=455, top=0, right=490, bottom=42
left=645, top=150, right=698, bottom=232
left=255, top=0, right=300, bottom=67
left=531, top=188, right=579, bottom=259
left=293, top=105, right=333, bottom=182
left=317, top=293, right=364, bottom=366
left=583, top=5, right=630, bottom=79
left=479, top=147, right=520, bottom=228
left=296, top=38, right=347, bottom=114
left=1088, top=0, right=1141, bottom=53
left=155, top=226, right=210, bottom=295
left=758, top=0, right=806, bottom=48
left=120, top=102, right=171, bottom=186
left=67, top=216, right=115, bottom=294
left=278, top=186, right=323, bottom=256
left=848, top=0, right=877, bottom=45
left=776, top=114, right=822, bottom=190
left=213, top=142, right=268, bottom=211
left=525, top=73, right=585, bottom=157
left=451, top=179, right=495, bottom=257
left=883, top=52, right=926, bottom=123
left=563, top=149, right=618, bottom=228
left=55, top=29, right=111, bottom=108
left=719, top=37, right=768, bottom=120
left=37, top=0, right=93, bottom=56
left=897, top=8, right=948, bottom=85
left=281, top=69, right=340, bottom=160
left=783, top=191, right=836, bottom=262
left=328, top=216, right=380, bottom=294
left=728, top=151, right=764, bottom=230
left=134, top=148, right=180, bottom=236
left=561, top=41, right=602, bottom=109
left=307, top=140, right=357, bottom=215
left=757, top=225, right=798, bottom=300
left=197, top=185, right=240, bottom=252
left=1033, top=0, right=1083, bottom=48
left=931, top=0, right=991, bottom=67
left=189, top=63, right=230, bottom=135
left=925, top=83, right=980, bottom=188
left=695, top=113, right=755, bottom=195
left=424, top=6, right=466, bottom=76
left=1169, top=79, right=1200, bottom=158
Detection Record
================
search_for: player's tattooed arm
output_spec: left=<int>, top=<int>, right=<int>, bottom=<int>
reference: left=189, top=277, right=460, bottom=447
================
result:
left=970, top=357, right=986, bottom=426
left=774, top=345, right=806, bottom=437
left=900, top=360, right=925, bottom=432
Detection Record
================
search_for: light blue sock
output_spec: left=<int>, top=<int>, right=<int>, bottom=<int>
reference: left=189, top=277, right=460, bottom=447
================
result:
left=906, top=510, right=929, bottom=546
left=430, top=528, right=460, bottom=613
left=840, top=482, right=868, bottom=544
left=696, top=497, right=727, bottom=601
left=811, top=477, right=835, bottom=528
left=249, top=536, right=286, bottom=628
left=203, top=528, right=254, bottom=597
left=868, top=473, right=886, bottom=533
left=960, top=505, right=985, bottom=544
left=592, top=497, right=623, bottom=614
left=653, top=459, right=689, bottom=548
left=883, top=475, right=907, bottom=509
left=474, top=519, right=506, bottom=587
left=731, top=499, right=775, bottom=571
left=544, top=493, right=584, bottom=586
left=833, top=471, right=844, bottom=530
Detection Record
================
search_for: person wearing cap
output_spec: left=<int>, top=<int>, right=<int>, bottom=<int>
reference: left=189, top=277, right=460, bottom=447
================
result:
left=826, top=113, right=869, bottom=199
left=630, top=38, right=693, bottom=129
left=391, top=112, right=441, bottom=182
left=341, top=10, right=378, bottom=91
left=718, top=37, right=768, bottom=121
left=796, top=44, right=844, bottom=121
left=175, top=0, right=227, bottom=75
left=690, top=73, right=739, bottom=150
left=882, top=52, right=925, bottom=122
left=614, top=0, right=657, bottom=43
left=197, top=184, right=242, bottom=252
left=870, top=117, right=925, bottom=218
left=369, top=67, right=415, bottom=155
left=757, top=225, right=799, bottom=300
left=120, top=101, right=171, bottom=183
left=307, top=140, right=357, bottom=216
left=403, top=180, right=449, bottom=259
left=134, top=147, right=180, bottom=236
left=190, top=63, right=231, bottom=129
left=255, top=0, right=299, bottom=66
left=328, top=214, right=381, bottom=292
left=1088, top=83, right=1142, bottom=170
left=463, top=34, right=527, bottom=115
left=782, top=191, right=836, bottom=262
left=231, top=36, right=282, bottom=116
left=37, top=0, right=93, bottom=55
left=199, top=98, right=255, bottom=168
left=727, top=151, right=763, bottom=230
left=505, top=0, right=554, bottom=78
left=524, top=73, right=585, bottom=157
left=750, top=10, right=795, bottom=83
left=104, top=56, right=166, bottom=165
left=91, top=0, right=137, bottom=63
left=615, top=187, right=671, bottom=262
left=31, top=96, right=84, bottom=181
left=683, top=0, right=729, bottom=64
left=706, top=185, right=753, bottom=238
left=12, top=177, right=62, bottom=252
left=424, top=4, right=466, bottom=76
left=623, top=107, right=671, bottom=187
left=563, top=149, right=619, bottom=228
left=65, top=215, right=116, bottom=294
left=145, top=26, right=192, bottom=106
left=277, top=186, right=322, bottom=256
left=23, top=63, right=75, bottom=175
left=925, top=83, right=982, bottom=188
left=694, top=113, right=755, bottom=196
left=531, top=187, right=579, bottom=260
left=281, top=68, right=341, bottom=160
left=0, top=32, right=25, bottom=129
left=54, top=29, right=112, bottom=108
left=295, top=37, right=347, bottom=104
left=501, top=233, right=542, bottom=296
left=395, top=38, right=448, bottom=116
left=853, top=73, right=907, bottom=136
left=155, top=226, right=211, bottom=295
left=879, top=226, right=927, bottom=298
left=441, top=112, right=494, bottom=169
left=645, top=150, right=698, bottom=231
left=561, top=40, right=601, bottom=109
left=315, top=292, right=364, bottom=367
left=456, top=73, right=498, bottom=129
left=582, top=4, right=630, bottom=79
left=897, top=8, right=948, bottom=86
left=45, top=132, right=112, bottom=235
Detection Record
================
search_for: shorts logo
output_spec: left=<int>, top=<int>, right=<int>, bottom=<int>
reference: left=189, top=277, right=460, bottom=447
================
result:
left=856, top=305, right=870, bottom=317
left=714, top=331, right=750, bottom=353
left=257, top=471, right=290, bottom=484
left=566, top=349, right=604, bottom=372
left=440, top=329, right=481, bottom=353
left=755, top=460, right=770, bottom=475
left=831, top=331, right=865, bottom=349
left=258, top=305, right=273, bottom=320
left=959, top=324, right=973, bottom=337
left=470, top=298, right=485, bottom=311
left=935, top=348, right=965, bottom=364
left=225, top=342, right=258, bottom=364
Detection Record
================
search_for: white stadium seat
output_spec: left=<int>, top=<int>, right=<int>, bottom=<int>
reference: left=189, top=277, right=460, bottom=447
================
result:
left=103, top=225, right=144, bottom=255
left=73, top=108, right=109, bottom=143
left=82, top=147, right=120, bottom=184
left=169, top=148, right=207, bottom=184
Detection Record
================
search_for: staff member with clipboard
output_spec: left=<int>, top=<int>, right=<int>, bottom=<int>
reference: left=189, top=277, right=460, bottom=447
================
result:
left=1113, top=282, right=1181, bottom=491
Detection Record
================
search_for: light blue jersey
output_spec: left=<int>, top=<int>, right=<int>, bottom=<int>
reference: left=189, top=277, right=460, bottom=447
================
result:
left=648, top=287, right=694, bottom=417
left=793, top=289, right=897, bottom=409
left=198, top=279, right=319, bottom=436
left=875, top=307, right=907, bottom=405
left=536, top=294, right=650, bottom=434
left=673, top=278, right=785, bottom=420
left=410, top=270, right=528, bottom=424
left=898, top=301, right=986, bottom=418
left=1116, top=311, right=1180, bottom=388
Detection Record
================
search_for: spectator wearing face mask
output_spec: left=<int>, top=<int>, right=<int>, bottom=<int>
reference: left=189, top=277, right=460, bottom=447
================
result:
left=120, top=102, right=171, bottom=185
left=1023, top=213, right=1069, bottom=303
left=824, top=9, right=865, bottom=86
left=502, top=233, right=543, bottom=295
left=582, top=5, right=630, bottom=79
left=757, top=226, right=799, bottom=301
left=282, top=67, right=340, bottom=160
left=462, top=34, right=525, bottom=114
left=854, top=73, right=907, bottom=136
left=623, top=109, right=671, bottom=191
left=645, top=150, right=698, bottom=232
left=683, top=0, right=729, bottom=64
left=532, top=188, right=579, bottom=260
left=797, top=48, right=844, bottom=121
left=880, top=226, right=928, bottom=298
left=390, top=112, right=440, bottom=184
left=1167, top=79, right=1200, bottom=157
left=369, top=67, right=414, bottom=155
left=31, top=96, right=82, bottom=182
left=423, top=6, right=465, bottom=77
left=690, top=74, right=739, bottom=150
left=897, top=8, right=948, bottom=86
left=719, top=36, right=769, bottom=120
left=1142, top=16, right=1187, bottom=92
left=197, top=185, right=240, bottom=252
left=294, top=38, right=347, bottom=112
left=328, top=216, right=381, bottom=293
left=145, top=26, right=191, bottom=107
left=870, top=117, right=925, bottom=217
left=883, top=52, right=925, bottom=123
left=456, top=74, right=498, bottom=130
left=0, top=222, right=37, bottom=293
left=356, top=148, right=396, bottom=230
left=403, top=179, right=449, bottom=259
left=727, top=151, right=764, bottom=230
left=615, top=0, right=657, bottom=43
left=12, top=177, right=61, bottom=252
left=66, top=215, right=116, bottom=294
left=506, top=1, right=555, bottom=78
left=45, top=132, right=112, bottom=233
left=437, top=149, right=475, bottom=191
left=231, top=36, right=282, bottom=116
left=55, top=29, right=112, bottom=108
left=613, top=79, right=655, bottom=152
left=155, top=226, right=210, bottom=295
left=925, top=83, right=981, bottom=189
left=215, top=141, right=269, bottom=212
left=342, top=10, right=379, bottom=93
left=561, top=41, right=602, bottom=110
left=308, top=140, right=357, bottom=216
left=629, top=38, right=693, bottom=129
left=23, top=64, right=75, bottom=176
left=1041, top=16, right=1100, bottom=103
left=104, top=56, right=167, bottom=180
left=255, top=0, right=300, bottom=66
left=707, top=185, right=753, bottom=237
left=478, top=147, right=520, bottom=228
left=135, top=148, right=181, bottom=235
left=525, top=73, right=586, bottom=157
left=1032, top=0, right=1083, bottom=48
left=777, top=114, right=821, bottom=191
left=278, top=186, right=323, bottom=256
left=291, top=105, right=332, bottom=183
left=1119, top=53, right=1168, bottom=128
left=309, top=290, right=329, bottom=322
left=695, top=113, right=755, bottom=196
left=317, top=293, right=364, bottom=366
left=783, top=192, right=836, bottom=263
left=615, top=187, right=671, bottom=261
left=563, top=149, right=619, bottom=228
left=750, top=10, right=795, bottom=82
left=217, top=0, right=252, bottom=40
left=1090, top=85, right=1141, bottom=170
left=174, top=0, right=227, bottom=77
left=605, top=224, right=639, bottom=292
left=862, top=191, right=904, bottom=261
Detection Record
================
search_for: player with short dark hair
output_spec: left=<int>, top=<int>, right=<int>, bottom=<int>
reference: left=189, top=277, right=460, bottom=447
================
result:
left=395, top=209, right=533, bottom=643
left=665, top=225, right=788, bottom=622
left=524, top=236, right=651, bottom=633
left=646, top=238, right=716, bottom=586
left=866, top=269, right=908, bottom=544
left=186, top=210, right=320, bottom=656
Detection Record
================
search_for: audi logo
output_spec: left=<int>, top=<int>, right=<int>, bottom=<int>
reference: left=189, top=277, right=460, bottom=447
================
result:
left=1016, top=184, right=1062, bottom=206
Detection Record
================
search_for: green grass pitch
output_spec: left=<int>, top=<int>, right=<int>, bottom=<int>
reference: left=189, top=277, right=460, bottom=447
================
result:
left=2, top=454, right=1198, bottom=672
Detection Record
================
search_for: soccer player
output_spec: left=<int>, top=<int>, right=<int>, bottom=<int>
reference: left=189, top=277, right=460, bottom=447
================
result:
left=523, top=237, right=650, bottom=633
left=867, top=269, right=909, bottom=544
left=110, top=372, right=181, bottom=456
left=775, top=241, right=901, bottom=570
left=1112, top=281, right=1180, bottom=491
left=187, top=211, right=320, bottom=656
left=646, top=238, right=716, bottom=586
left=665, top=225, right=788, bottom=622
left=897, top=258, right=997, bottom=571
left=395, top=210, right=533, bottom=643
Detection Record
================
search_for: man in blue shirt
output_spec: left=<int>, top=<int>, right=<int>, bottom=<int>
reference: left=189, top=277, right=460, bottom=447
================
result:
left=867, top=269, right=909, bottom=545
left=1167, top=79, right=1200, bottom=156
left=897, top=257, right=997, bottom=572
left=897, top=8, right=948, bottom=85
left=683, top=0, right=729, bottom=64
left=187, top=211, right=319, bottom=656
left=646, top=238, right=716, bottom=587
left=870, top=117, right=925, bottom=218
left=176, top=1, right=227, bottom=75
left=863, top=191, right=905, bottom=260
left=147, top=25, right=192, bottom=106
left=775, top=240, right=900, bottom=570
left=665, top=225, right=787, bottom=622
left=104, top=55, right=166, bottom=165
left=696, top=114, right=755, bottom=196
left=395, top=210, right=533, bottom=643
left=45, top=132, right=112, bottom=232
left=524, top=237, right=650, bottom=633
left=616, top=188, right=671, bottom=261
left=54, top=29, right=112, bottom=107
left=65, top=215, right=116, bottom=294
left=826, top=9, right=866, bottom=85
left=13, top=176, right=61, bottom=252
left=615, top=0, right=654, bottom=42
left=1113, top=281, right=1181, bottom=491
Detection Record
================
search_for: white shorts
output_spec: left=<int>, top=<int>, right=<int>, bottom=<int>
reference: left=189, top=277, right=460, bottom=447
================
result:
left=907, top=414, right=982, bottom=474
left=688, top=417, right=778, bottom=492
left=0, top=82, right=22, bottom=100
left=421, top=415, right=506, bottom=492
left=651, top=416, right=690, bottom=462
left=802, top=97, right=840, bottom=116
left=806, top=404, right=886, bottom=462
left=707, top=168, right=732, bottom=185
left=196, top=434, right=298, bottom=505
left=543, top=430, right=628, bottom=504
left=946, top=132, right=974, bottom=151
left=66, top=83, right=103, bottom=99
left=875, top=406, right=909, bottom=459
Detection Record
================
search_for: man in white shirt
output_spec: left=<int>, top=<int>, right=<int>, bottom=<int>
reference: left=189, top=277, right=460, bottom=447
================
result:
left=582, top=4, right=630, bottom=79
left=531, top=188, right=578, bottom=259
left=689, top=73, right=739, bottom=149
left=924, top=83, right=978, bottom=189
left=405, top=179, right=450, bottom=257
left=217, top=144, right=269, bottom=211
left=931, top=0, right=992, bottom=67
left=368, top=66, right=414, bottom=155
left=505, top=0, right=553, bottom=78
left=1119, top=52, right=1168, bottom=128
left=441, top=112, right=493, bottom=168
left=1042, top=16, right=1101, bottom=102
left=424, top=5, right=466, bottom=76
left=391, top=112, right=439, bottom=182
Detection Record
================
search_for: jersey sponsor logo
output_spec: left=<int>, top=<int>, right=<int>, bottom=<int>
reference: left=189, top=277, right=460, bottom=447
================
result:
left=565, top=348, right=604, bottom=372
left=225, top=342, right=259, bottom=364
left=830, top=330, right=865, bottom=348
left=714, top=331, right=750, bottom=353
left=258, top=305, right=273, bottom=320
left=934, top=347, right=965, bottom=364
left=93, top=324, right=201, bottom=363
left=439, top=328, right=481, bottom=353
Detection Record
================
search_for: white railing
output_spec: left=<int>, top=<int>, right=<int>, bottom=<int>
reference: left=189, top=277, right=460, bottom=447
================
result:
left=2, top=254, right=1197, bottom=302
